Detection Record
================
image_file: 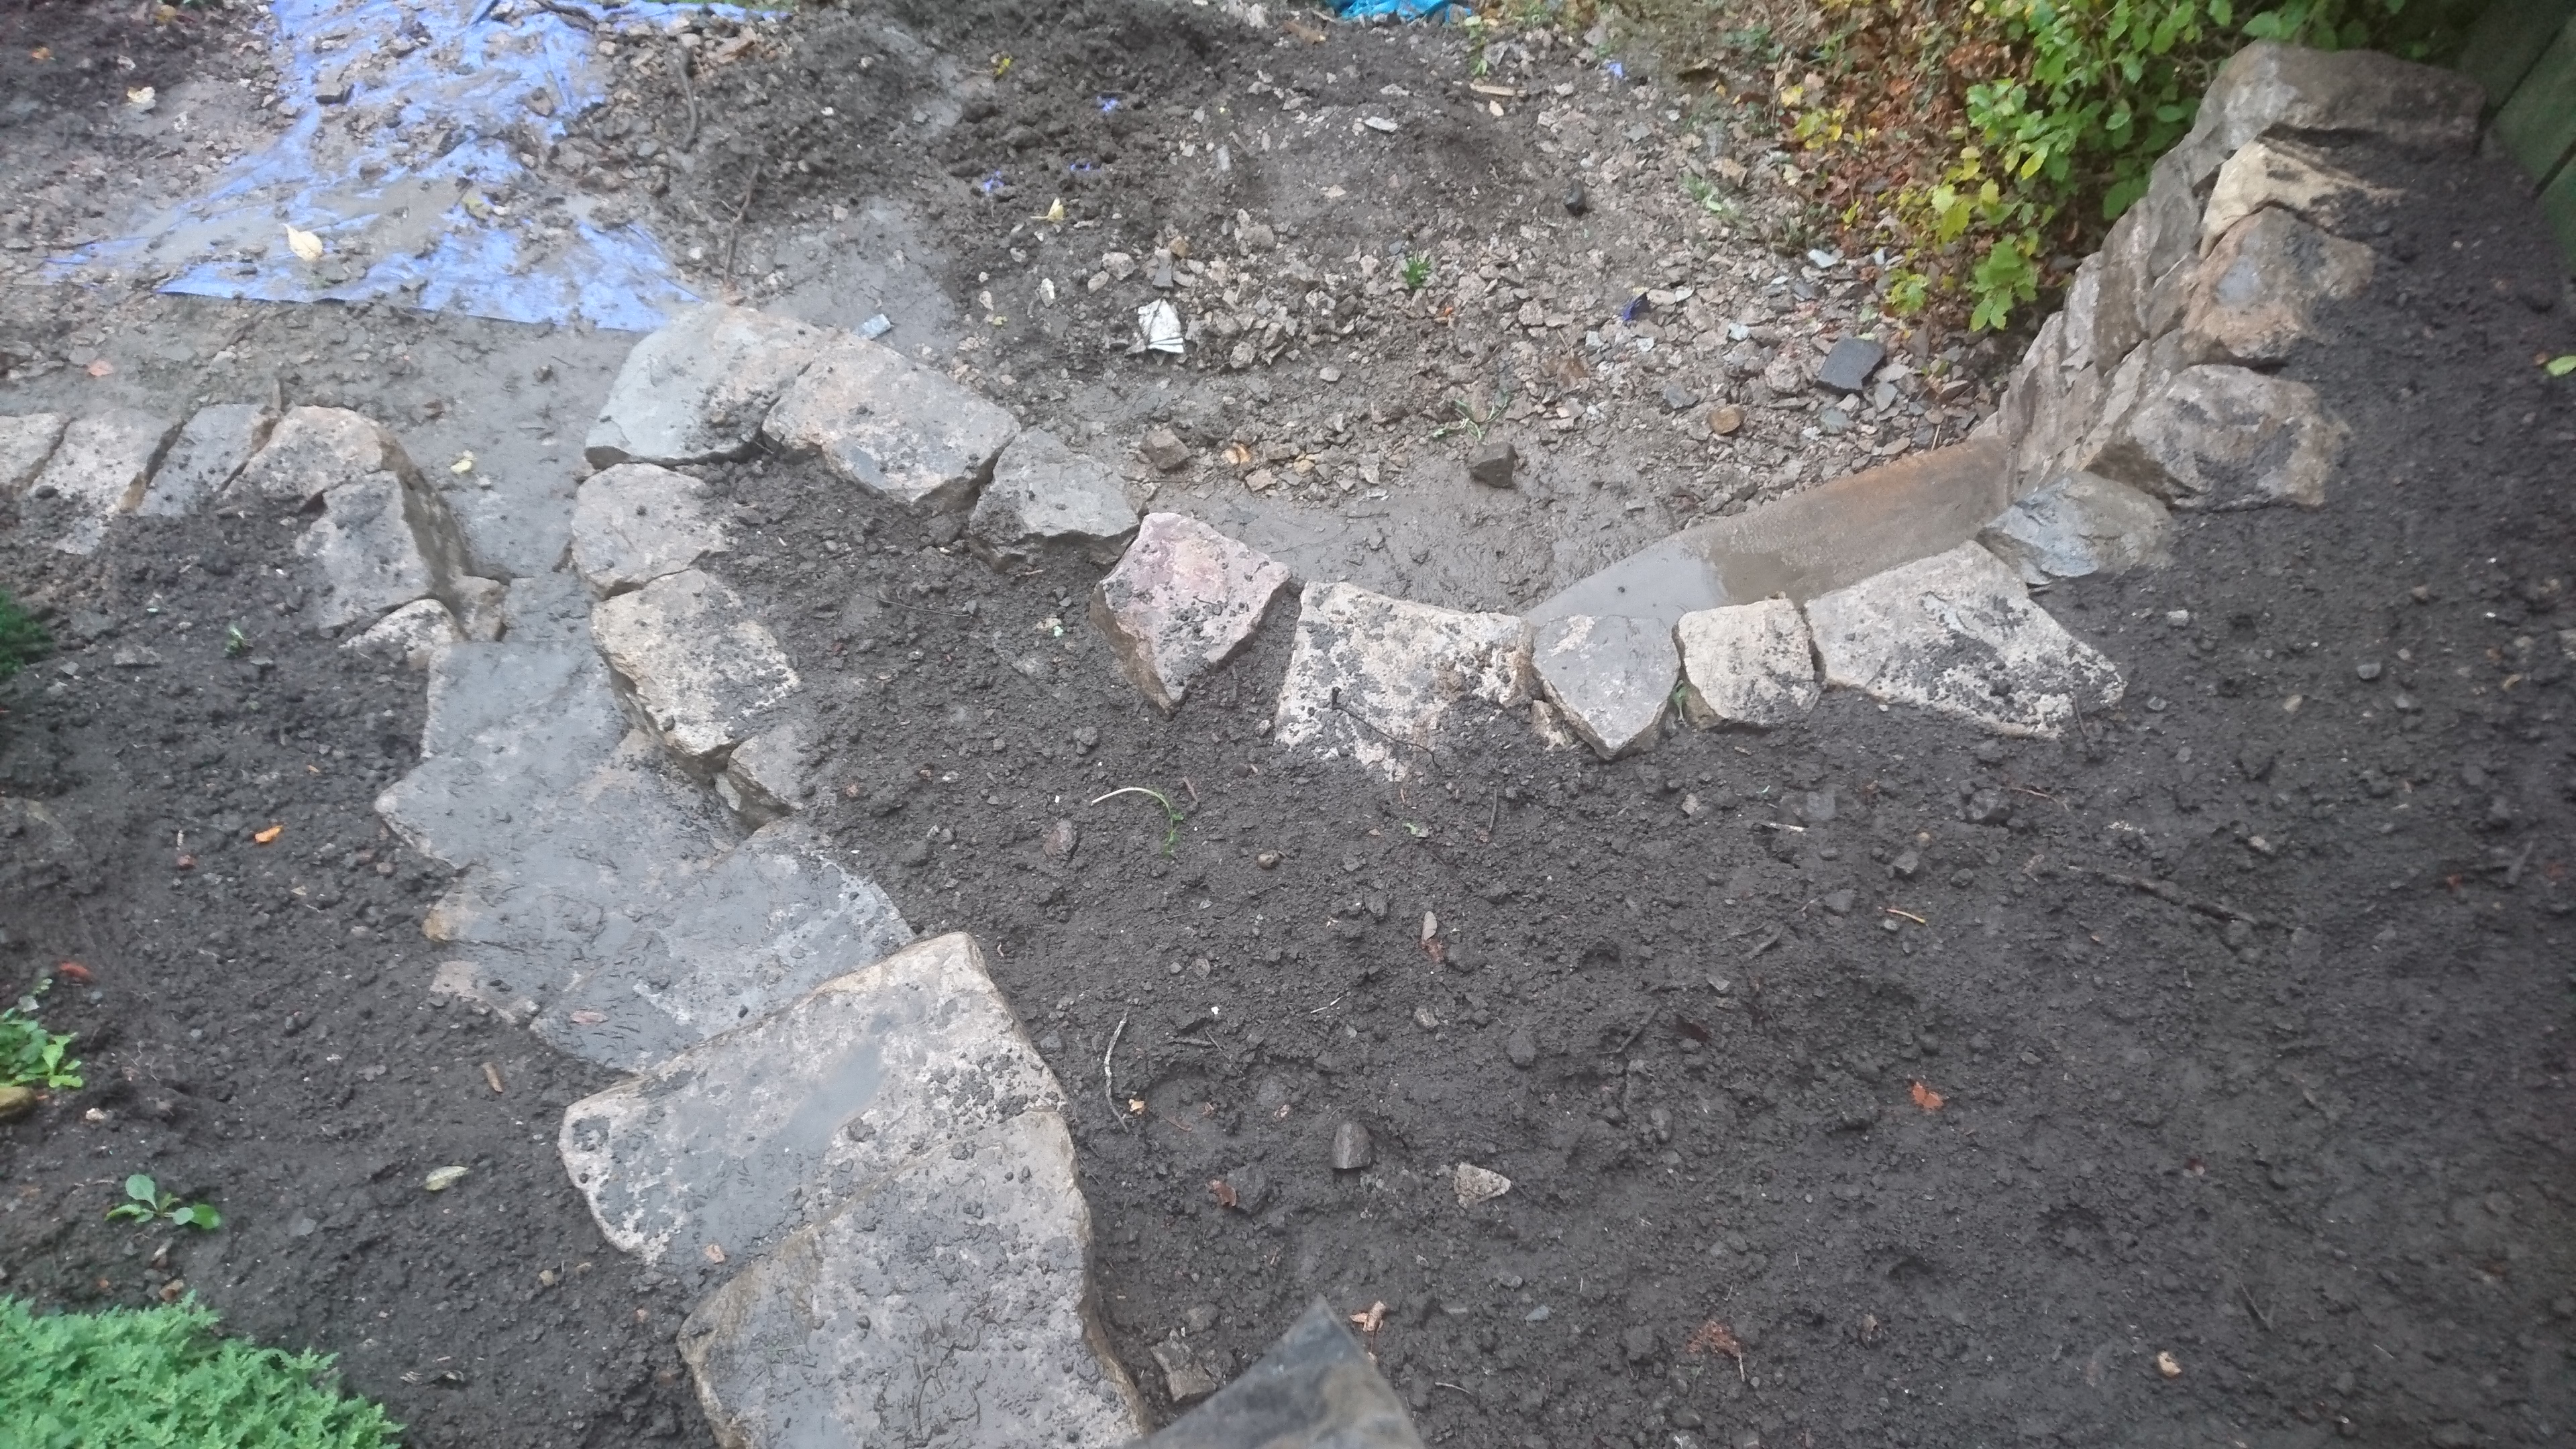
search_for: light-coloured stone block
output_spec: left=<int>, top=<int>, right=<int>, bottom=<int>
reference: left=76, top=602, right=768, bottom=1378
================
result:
left=1271, top=582, right=1533, bottom=780
left=140, top=402, right=272, bottom=516
left=233, top=406, right=407, bottom=505
left=341, top=598, right=463, bottom=669
left=968, top=427, right=1139, bottom=562
left=2090, top=364, right=2347, bottom=508
left=1980, top=471, right=2172, bottom=584
left=32, top=411, right=178, bottom=554
left=2200, top=139, right=2396, bottom=252
left=761, top=333, right=1018, bottom=512
left=590, top=568, right=801, bottom=766
left=2182, top=209, right=2374, bottom=366
left=571, top=462, right=729, bottom=597
left=1089, top=513, right=1291, bottom=712
left=1532, top=614, right=1674, bottom=758
left=294, top=469, right=474, bottom=630
left=1674, top=599, right=1819, bottom=729
left=0, top=413, right=67, bottom=495
left=585, top=305, right=830, bottom=468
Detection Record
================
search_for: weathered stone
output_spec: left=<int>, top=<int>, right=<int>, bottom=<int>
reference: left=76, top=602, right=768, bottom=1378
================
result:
left=1271, top=582, right=1533, bottom=780
left=570, top=462, right=729, bottom=597
left=761, top=333, right=1018, bottom=512
left=140, top=403, right=272, bottom=516
left=2057, top=254, right=2142, bottom=380
left=2090, top=364, right=2347, bottom=508
left=968, top=428, right=1140, bottom=563
left=342, top=598, right=463, bottom=670
left=1532, top=614, right=1674, bottom=759
left=1154, top=1334, right=1226, bottom=1407
left=2116, top=154, right=2208, bottom=321
left=293, top=469, right=474, bottom=631
left=584, top=306, right=830, bottom=468
left=677, top=1110, right=1144, bottom=1449
left=1805, top=542, right=2124, bottom=738
left=1466, top=437, right=1517, bottom=488
left=378, top=640, right=633, bottom=871
left=1089, top=513, right=1291, bottom=712
left=0, top=413, right=66, bottom=494
left=1330, top=1120, right=1375, bottom=1171
left=2182, top=209, right=2374, bottom=365
left=1141, top=426, right=1193, bottom=472
left=1980, top=471, right=2172, bottom=584
left=450, top=575, right=508, bottom=642
left=2169, top=41, right=2486, bottom=190
left=590, top=568, right=801, bottom=766
left=233, top=406, right=407, bottom=505
left=2200, top=139, right=2396, bottom=252
left=1814, top=336, right=1886, bottom=394
left=718, top=724, right=804, bottom=827
left=32, top=411, right=178, bottom=553
left=1140, top=1299, right=1423, bottom=1449
left=1674, top=599, right=1819, bottom=729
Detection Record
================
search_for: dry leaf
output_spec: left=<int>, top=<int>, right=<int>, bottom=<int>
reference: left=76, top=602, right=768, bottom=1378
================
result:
left=54, top=962, right=93, bottom=983
left=285, top=226, right=323, bottom=262
left=252, top=823, right=284, bottom=845
left=1207, top=1178, right=1238, bottom=1210
left=1685, top=1320, right=1744, bottom=1362
left=125, top=86, right=156, bottom=111
left=1909, top=1081, right=1945, bottom=1112
left=1348, top=1301, right=1387, bottom=1334
left=84, top=360, right=114, bottom=378
left=701, top=1242, right=727, bottom=1265
left=30, top=46, right=52, bottom=61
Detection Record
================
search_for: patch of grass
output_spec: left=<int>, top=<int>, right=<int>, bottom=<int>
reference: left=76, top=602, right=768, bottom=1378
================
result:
left=0, top=1297, right=401, bottom=1449
left=0, top=590, right=50, bottom=681
left=106, top=1174, right=223, bottom=1232
left=1, top=980, right=81, bottom=1091
left=1399, top=252, right=1435, bottom=290
left=1091, top=786, right=1185, bottom=856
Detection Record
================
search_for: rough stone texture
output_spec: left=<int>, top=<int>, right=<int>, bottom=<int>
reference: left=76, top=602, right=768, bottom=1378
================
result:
left=2055, top=254, right=2141, bottom=380
left=677, top=1110, right=1144, bottom=1449
left=343, top=598, right=463, bottom=669
left=451, top=575, right=508, bottom=643
left=1271, top=582, right=1534, bottom=780
left=1674, top=599, right=1819, bottom=729
left=233, top=406, right=406, bottom=504
left=1806, top=543, right=2125, bottom=738
left=1141, top=426, right=1193, bottom=472
left=1980, top=471, right=2173, bottom=584
left=1531, top=614, right=1674, bottom=758
left=1466, top=439, right=1516, bottom=488
left=761, top=333, right=1018, bottom=512
left=570, top=462, right=729, bottom=597
left=590, top=568, right=802, bottom=766
left=2182, top=209, right=2375, bottom=365
left=2169, top=41, right=2487, bottom=189
left=0, top=413, right=66, bottom=494
left=719, top=724, right=805, bottom=827
left=140, top=403, right=272, bottom=517
left=293, top=469, right=475, bottom=631
left=2200, top=138, right=2394, bottom=251
left=967, top=427, right=1139, bottom=562
left=1152, top=1335, right=1226, bottom=1406
left=1814, top=336, right=1887, bottom=394
left=1139, top=1299, right=1423, bottom=1449
left=584, top=306, right=830, bottom=468
left=1089, top=513, right=1291, bottom=712
left=32, top=410, right=178, bottom=553
left=379, top=640, right=633, bottom=871
left=2090, top=364, right=2348, bottom=508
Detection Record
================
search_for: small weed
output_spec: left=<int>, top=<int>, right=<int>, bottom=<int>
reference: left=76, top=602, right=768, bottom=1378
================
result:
left=2, top=1297, right=400, bottom=1448
left=2546, top=356, right=2576, bottom=378
left=0, top=981, right=80, bottom=1091
left=106, top=1175, right=222, bottom=1232
left=1680, top=174, right=1739, bottom=221
left=1399, top=252, right=1434, bottom=290
left=0, top=590, right=50, bottom=681
left=1091, top=786, right=1185, bottom=856
left=223, top=623, right=250, bottom=657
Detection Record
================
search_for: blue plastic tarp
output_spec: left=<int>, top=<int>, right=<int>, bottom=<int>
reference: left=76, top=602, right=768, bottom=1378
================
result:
left=1326, top=0, right=1469, bottom=19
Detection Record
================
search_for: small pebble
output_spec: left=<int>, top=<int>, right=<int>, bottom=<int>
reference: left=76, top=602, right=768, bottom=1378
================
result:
left=2355, top=660, right=2382, bottom=681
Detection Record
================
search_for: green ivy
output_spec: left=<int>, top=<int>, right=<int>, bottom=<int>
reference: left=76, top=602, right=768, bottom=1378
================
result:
left=0, top=1297, right=401, bottom=1449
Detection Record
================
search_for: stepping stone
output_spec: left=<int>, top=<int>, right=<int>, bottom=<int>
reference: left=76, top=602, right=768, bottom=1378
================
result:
left=1271, top=582, right=1533, bottom=780
left=0, top=413, right=66, bottom=494
left=233, top=406, right=409, bottom=505
left=678, top=1112, right=1144, bottom=1449
left=1980, top=471, right=2171, bottom=584
left=584, top=306, right=830, bottom=468
left=378, top=639, right=632, bottom=870
left=570, top=462, right=729, bottom=597
left=140, top=402, right=272, bottom=517
left=2182, top=209, right=2374, bottom=366
left=1532, top=614, right=1674, bottom=758
left=1139, top=1298, right=1423, bottom=1449
left=560, top=931, right=1061, bottom=1268
left=590, top=568, right=802, bottom=767
left=1090, top=513, right=1291, bottom=712
left=761, top=332, right=1019, bottom=512
left=1805, top=542, right=2124, bottom=738
left=968, top=427, right=1139, bottom=563
left=2090, top=365, right=2347, bottom=509
left=342, top=598, right=462, bottom=670
left=294, top=468, right=476, bottom=631
left=32, top=410, right=178, bottom=555
left=2199, top=139, right=2394, bottom=253
left=1813, top=336, right=1886, bottom=394
left=1674, top=598, right=1819, bottom=729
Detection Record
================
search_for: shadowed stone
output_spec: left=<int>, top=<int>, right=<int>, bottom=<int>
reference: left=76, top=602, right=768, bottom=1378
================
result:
left=1532, top=614, right=1673, bottom=758
left=2090, top=365, right=2347, bottom=508
left=2168, top=40, right=2486, bottom=189
left=761, top=333, right=1018, bottom=512
left=233, top=406, right=407, bottom=505
left=1806, top=542, right=2123, bottom=738
left=1980, top=472, right=2171, bottom=584
left=1271, top=582, right=1533, bottom=780
left=571, top=462, right=729, bottom=597
left=585, top=306, right=830, bottom=468
left=1090, top=513, right=1291, bottom=712
left=1138, top=1299, right=1424, bottom=1449
left=590, top=568, right=802, bottom=767
left=2200, top=139, right=2395, bottom=252
left=343, top=598, right=462, bottom=669
left=1153, top=1335, right=1226, bottom=1407
left=0, top=413, right=66, bottom=494
left=141, top=403, right=272, bottom=517
left=2183, top=209, right=2374, bottom=365
left=33, top=410, right=178, bottom=554
left=969, top=427, right=1139, bottom=563
left=718, top=724, right=805, bottom=828
left=294, top=468, right=476, bottom=631
left=1674, top=599, right=1818, bottom=729
left=1814, top=336, right=1886, bottom=394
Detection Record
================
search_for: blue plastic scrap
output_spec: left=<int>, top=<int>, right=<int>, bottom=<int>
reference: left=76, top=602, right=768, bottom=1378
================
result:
left=46, top=0, right=754, bottom=331
left=1328, top=0, right=1469, bottom=20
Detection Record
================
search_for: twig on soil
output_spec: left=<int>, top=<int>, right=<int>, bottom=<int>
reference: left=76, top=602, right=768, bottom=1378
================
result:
left=2239, top=1281, right=2273, bottom=1332
left=721, top=146, right=767, bottom=281
left=670, top=40, right=699, bottom=153
left=531, top=0, right=598, bottom=30
left=1104, top=1016, right=1130, bottom=1132
left=2055, top=860, right=2265, bottom=926
left=1612, top=1008, right=1658, bottom=1056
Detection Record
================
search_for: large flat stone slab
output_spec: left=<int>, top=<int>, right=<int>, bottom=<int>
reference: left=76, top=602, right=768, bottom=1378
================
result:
left=2182, top=209, right=2374, bottom=366
left=2090, top=364, right=2347, bottom=509
left=968, top=427, right=1139, bottom=563
left=1532, top=614, right=1673, bottom=758
left=1674, top=598, right=1819, bottom=729
left=585, top=306, right=830, bottom=468
left=1141, top=1299, right=1423, bottom=1449
left=32, top=410, right=178, bottom=554
left=294, top=469, right=476, bottom=631
left=141, top=403, right=273, bottom=517
left=342, top=598, right=463, bottom=670
left=1271, top=582, right=1533, bottom=779
left=571, top=462, right=730, bottom=597
left=233, top=406, right=409, bottom=506
left=1090, top=513, right=1291, bottom=712
left=0, top=414, right=68, bottom=495
left=590, top=568, right=802, bottom=767
left=1980, top=471, right=2172, bottom=584
left=760, top=333, right=1018, bottom=512
left=1805, top=542, right=2124, bottom=738
left=378, top=639, right=633, bottom=870
left=677, top=1110, right=1144, bottom=1449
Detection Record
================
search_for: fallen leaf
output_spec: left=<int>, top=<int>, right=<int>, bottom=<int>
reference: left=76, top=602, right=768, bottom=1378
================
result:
left=84, top=360, right=114, bottom=378
left=701, top=1242, right=727, bottom=1265
left=125, top=86, right=156, bottom=111
left=1348, top=1300, right=1387, bottom=1334
left=568, top=1010, right=607, bottom=1025
left=1207, top=1178, right=1238, bottom=1210
left=31, top=46, right=52, bottom=60
left=285, top=226, right=323, bottom=262
left=54, top=962, right=93, bottom=983
left=2156, top=1350, right=2182, bottom=1379
left=423, top=1165, right=468, bottom=1192
left=252, top=823, right=284, bottom=845
left=449, top=451, right=475, bottom=475
left=1909, top=1081, right=1945, bottom=1112
left=2548, top=355, right=2576, bottom=378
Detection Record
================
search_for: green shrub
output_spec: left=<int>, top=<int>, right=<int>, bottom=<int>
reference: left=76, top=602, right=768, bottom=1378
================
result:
left=0, top=590, right=48, bottom=681
left=1, top=981, right=81, bottom=1091
left=0, top=1297, right=401, bottom=1449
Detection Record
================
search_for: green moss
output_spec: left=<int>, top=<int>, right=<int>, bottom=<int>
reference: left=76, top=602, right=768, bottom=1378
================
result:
left=0, top=1297, right=402, bottom=1449
left=0, top=590, right=48, bottom=682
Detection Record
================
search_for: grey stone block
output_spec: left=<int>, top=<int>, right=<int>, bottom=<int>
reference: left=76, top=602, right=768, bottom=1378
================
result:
left=1814, top=336, right=1886, bottom=394
left=969, top=427, right=1139, bottom=563
left=1090, top=513, right=1291, bottom=712
left=585, top=306, right=830, bottom=468
left=140, top=402, right=273, bottom=517
left=570, top=462, right=729, bottom=598
left=1532, top=614, right=1675, bottom=758
left=590, top=568, right=802, bottom=767
left=1271, top=582, right=1533, bottom=780
left=761, top=333, right=1018, bottom=512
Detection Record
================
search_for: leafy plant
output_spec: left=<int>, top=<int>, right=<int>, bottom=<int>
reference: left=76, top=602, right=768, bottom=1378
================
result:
left=106, top=1175, right=223, bottom=1231
left=1091, top=786, right=1185, bottom=856
left=0, top=981, right=80, bottom=1091
left=0, top=590, right=50, bottom=681
left=0, top=1297, right=400, bottom=1449
left=1399, top=252, right=1434, bottom=290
